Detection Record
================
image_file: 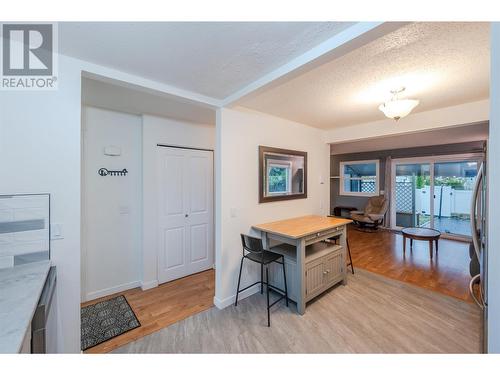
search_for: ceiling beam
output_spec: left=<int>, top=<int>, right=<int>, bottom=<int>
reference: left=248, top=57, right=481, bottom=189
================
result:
left=80, top=61, right=223, bottom=109
left=221, top=22, right=408, bottom=107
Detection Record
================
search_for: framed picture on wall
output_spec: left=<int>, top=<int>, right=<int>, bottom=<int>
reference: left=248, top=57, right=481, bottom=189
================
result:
left=258, top=146, right=307, bottom=203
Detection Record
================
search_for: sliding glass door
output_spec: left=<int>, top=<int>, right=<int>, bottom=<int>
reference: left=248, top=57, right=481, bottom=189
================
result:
left=433, top=161, right=478, bottom=237
left=391, top=155, right=482, bottom=239
left=394, top=163, right=431, bottom=228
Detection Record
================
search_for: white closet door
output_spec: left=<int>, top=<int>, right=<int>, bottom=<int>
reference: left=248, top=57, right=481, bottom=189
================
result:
left=185, top=151, right=214, bottom=275
left=157, top=146, right=214, bottom=284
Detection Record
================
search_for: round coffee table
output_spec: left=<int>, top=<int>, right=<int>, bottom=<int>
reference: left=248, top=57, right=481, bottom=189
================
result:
left=401, top=227, right=441, bottom=259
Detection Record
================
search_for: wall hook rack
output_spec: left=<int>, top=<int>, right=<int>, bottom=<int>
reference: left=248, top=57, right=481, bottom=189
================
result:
left=98, top=168, right=128, bottom=177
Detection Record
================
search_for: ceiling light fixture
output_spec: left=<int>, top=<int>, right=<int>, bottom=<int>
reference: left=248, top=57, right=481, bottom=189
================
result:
left=378, top=87, right=419, bottom=121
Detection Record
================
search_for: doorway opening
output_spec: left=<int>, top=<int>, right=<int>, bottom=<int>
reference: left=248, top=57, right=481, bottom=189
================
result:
left=391, top=153, right=484, bottom=240
left=80, top=75, right=216, bottom=353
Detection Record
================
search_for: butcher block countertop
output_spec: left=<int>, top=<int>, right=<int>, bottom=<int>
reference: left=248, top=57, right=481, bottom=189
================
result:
left=253, top=215, right=352, bottom=239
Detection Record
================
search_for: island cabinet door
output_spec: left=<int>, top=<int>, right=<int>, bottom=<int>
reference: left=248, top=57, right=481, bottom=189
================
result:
left=324, top=251, right=344, bottom=286
left=305, top=258, right=325, bottom=298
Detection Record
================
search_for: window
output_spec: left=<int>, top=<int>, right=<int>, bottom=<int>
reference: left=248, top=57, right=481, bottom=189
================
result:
left=339, top=160, right=379, bottom=196
left=266, top=160, right=292, bottom=195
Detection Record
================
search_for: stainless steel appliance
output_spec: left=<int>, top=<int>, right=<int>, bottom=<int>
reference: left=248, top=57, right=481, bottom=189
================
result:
left=31, top=266, right=57, bottom=353
left=469, top=161, right=488, bottom=351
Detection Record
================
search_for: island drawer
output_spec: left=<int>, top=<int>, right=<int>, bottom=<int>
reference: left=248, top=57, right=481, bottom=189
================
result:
left=304, top=228, right=342, bottom=245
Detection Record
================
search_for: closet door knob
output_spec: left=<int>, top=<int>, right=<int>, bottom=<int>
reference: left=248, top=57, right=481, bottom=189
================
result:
left=185, top=213, right=189, bottom=217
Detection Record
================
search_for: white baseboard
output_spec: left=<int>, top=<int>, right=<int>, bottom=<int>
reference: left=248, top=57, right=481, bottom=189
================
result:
left=85, top=280, right=141, bottom=301
left=213, top=284, right=260, bottom=310
left=141, top=279, right=159, bottom=291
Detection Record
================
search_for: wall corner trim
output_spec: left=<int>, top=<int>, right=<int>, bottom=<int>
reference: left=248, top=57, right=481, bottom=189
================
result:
left=85, top=280, right=142, bottom=302
left=141, top=279, right=159, bottom=291
left=213, top=285, right=260, bottom=310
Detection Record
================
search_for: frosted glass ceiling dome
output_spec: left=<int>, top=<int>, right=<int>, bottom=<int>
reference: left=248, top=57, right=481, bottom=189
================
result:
left=379, top=87, right=419, bottom=121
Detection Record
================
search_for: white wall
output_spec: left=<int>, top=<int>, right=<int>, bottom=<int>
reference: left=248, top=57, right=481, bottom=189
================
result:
left=82, top=106, right=142, bottom=301
left=214, top=107, right=330, bottom=308
left=324, top=100, right=489, bottom=144
left=141, top=114, right=215, bottom=289
left=0, top=54, right=82, bottom=353
left=488, top=22, right=500, bottom=353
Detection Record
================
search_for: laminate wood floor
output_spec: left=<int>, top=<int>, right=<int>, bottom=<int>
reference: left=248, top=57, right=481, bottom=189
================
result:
left=82, top=269, right=215, bottom=353
left=113, top=269, right=482, bottom=354
left=347, top=226, right=473, bottom=302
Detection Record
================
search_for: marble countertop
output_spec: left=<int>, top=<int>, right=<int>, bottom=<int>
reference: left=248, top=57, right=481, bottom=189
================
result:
left=0, top=260, right=51, bottom=353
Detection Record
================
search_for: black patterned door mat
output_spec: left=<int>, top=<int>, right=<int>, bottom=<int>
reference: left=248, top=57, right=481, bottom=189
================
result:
left=81, top=295, right=140, bottom=351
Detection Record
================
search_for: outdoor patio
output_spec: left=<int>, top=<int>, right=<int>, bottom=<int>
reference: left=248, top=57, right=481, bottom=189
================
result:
left=395, top=178, right=474, bottom=237
left=423, top=216, right=471, bottom=237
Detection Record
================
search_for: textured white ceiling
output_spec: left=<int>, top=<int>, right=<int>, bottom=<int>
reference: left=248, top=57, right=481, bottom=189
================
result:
left=238, top=22, right=490, bottom=129
left=60, top=22, right=354, bottom=99
left=82, top=77, right=215, bottom=124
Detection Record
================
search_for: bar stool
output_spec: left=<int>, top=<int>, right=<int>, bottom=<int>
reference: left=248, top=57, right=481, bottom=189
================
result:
left=328, top=235, right=354, bottom=274
left=235, top=234, right=288, bottom=327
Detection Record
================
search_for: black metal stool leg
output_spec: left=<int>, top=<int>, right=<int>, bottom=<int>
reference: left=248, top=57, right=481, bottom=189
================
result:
left=234, top=257, right=244, bottom=306
left=260, top=263, right=264, bottom=294
left=347, top=238, right=354, bottom=275
left=281, top=256, right=289, bottom=307
left=266, top=266, right=270, bottom=327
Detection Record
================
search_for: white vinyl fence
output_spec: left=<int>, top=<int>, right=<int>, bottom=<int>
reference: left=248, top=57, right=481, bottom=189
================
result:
left=415, top=186, right=472, bottom=217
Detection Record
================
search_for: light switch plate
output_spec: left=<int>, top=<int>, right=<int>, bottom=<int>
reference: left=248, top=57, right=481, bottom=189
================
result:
left=104, top=145, right=121, bottom=156
left=50, top=223, right=64, bottom=240
left=230, top=207, right=237, bottom=218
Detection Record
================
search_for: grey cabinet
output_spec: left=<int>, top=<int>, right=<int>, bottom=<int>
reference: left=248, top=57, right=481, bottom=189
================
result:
left=305, top=245, right=344, bottom=301
left=305, top=258, right=325, bottom=298
left=324, top=251, right=344, bottom=286
left=256, top=216, right=350, bottom=314
left=270, top=241, right=345, bottom=304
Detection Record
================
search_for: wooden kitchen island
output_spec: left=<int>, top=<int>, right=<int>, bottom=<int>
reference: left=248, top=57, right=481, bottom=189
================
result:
left=253, top=215, right=352, bottom=315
